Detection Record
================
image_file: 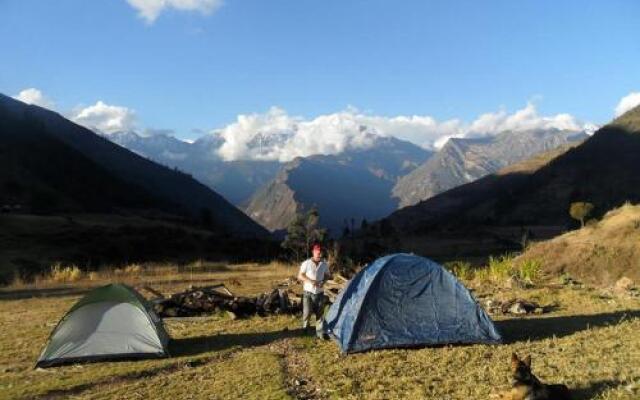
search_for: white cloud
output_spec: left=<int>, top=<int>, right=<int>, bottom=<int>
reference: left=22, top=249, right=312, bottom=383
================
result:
left=614, top=92, right=640, bottom=117
left=12, top=88, right=55, bottom=109
left=213, top=103, right=593, bottom=161
left=8, top=87, right=597, bottom=158
left=126, top=0, right=224, bottom=24
left=467, top=102, right=586, bottom=137
left=70, top=101, right=137, bottom=134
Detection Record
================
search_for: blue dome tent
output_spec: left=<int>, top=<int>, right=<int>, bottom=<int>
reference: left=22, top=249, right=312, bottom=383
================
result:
left=324, top=254, right=502, bottom=353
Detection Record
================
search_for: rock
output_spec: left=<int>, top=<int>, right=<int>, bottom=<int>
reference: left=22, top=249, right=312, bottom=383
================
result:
left=508, top=302, right=528, bottom=315
left=484, top=299, right=502, bottom=314
left=164, top=307, right=179, bottom=317
left=501, top=298, right=545, bottom=315
left=505, top=276, right=528, bottom=289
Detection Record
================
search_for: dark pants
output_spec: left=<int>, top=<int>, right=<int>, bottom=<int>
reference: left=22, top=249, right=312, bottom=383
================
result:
left=302, top=291, right=326, bottom=336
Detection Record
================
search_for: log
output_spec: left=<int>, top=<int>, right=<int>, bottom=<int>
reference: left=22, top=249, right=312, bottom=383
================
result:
left=140, top=285, right=165, bottom=299
left=157, top=282, right=304, bottom=318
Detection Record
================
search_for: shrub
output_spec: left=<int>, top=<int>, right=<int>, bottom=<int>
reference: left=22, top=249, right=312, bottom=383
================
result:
left=475, top=254, right=542, bottom=286
left=516, top=259, right=542, bottom=284
left=570, top=202, right=594, bottom=227
left=585, top=218, right=599, bottom=228
left=473, top=267, right=490, bottom=282
left=444, top=261, right=474, bottom=281
left=124, top=263, right=143, bottom=275
left=50, top=263, right=83, bottom=282
left=487, top=254, right=515, bottom=282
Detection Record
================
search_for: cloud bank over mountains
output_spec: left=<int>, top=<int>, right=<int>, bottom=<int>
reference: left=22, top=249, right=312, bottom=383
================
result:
left=20, top=86, right=640, bottom=163
left=12, top=88, right=55, bottom=109
left=615, top=92, right=640, bottom=117
left=11, top=89, right=137, bottom=134
left=214, top=103, right=595, bottom=162
left=70, top=101, right=137, bottom=134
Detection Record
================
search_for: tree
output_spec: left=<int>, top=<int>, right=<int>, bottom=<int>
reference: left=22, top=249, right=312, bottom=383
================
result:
left=281, top=207, right=327, bottom=262
left=342, top=219, right=351, bottom=239
left=569, top=202, right=594, bottom=228
left=379, top=218, right=395, bottom=237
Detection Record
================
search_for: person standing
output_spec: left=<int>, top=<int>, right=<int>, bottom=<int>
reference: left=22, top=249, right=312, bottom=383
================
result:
left=297, top=243, right=331, bottom=338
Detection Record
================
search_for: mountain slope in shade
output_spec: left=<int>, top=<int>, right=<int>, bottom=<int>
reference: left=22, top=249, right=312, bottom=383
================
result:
left=393, top=129, right=588, bottom=208
left=0, top=93, right=268, bottom=238
left=245, top=136, right=433, bottom=234
left=107, top=131, right=281, bottom=206
left=376, top=105, right=640, bottom=241
left=1, top=110, right=163, bottom=214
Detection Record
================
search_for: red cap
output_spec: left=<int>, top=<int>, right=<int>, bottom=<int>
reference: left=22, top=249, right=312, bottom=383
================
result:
left=312, top=243, right=322, bottom=252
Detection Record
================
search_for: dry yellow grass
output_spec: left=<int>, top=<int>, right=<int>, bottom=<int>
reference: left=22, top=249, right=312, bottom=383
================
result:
left=49, top=263, right=84, bottom=283
left=0, top=263, right=639, bottom=400
left=518, top=203, right=640, bottom=285
left=6, top=260, right=298, bottom=298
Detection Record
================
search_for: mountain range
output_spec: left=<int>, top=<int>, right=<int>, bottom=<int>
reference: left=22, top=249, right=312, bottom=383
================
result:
left=104, top=127, right=587, bottom=235
left=357, top=105, right=640, bottom=260
left=245, top=135, right=432, bottom=234
left=0, top=93, right=267, bottom=238
left=392, top=129, right=588, bottom=207
left=106, top=131, right=280, bottom=206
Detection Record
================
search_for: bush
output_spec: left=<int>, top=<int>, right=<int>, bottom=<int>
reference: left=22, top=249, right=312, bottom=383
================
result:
left=50, top=263, right=83, bottom=282
left=475, top=254, right=542, bottom=286
left=444, top=261, right=474, bottom=281
left=474, top=267, right=490, bottom=283
left=585, top=218, right=599, bottom=228
left=487, top=254, right=515, bottom=281
left=124, top=263, right=143, bottom=275
left=516, top=259, right=542, bottom=284
left=570, top=202, right=594, bottom=227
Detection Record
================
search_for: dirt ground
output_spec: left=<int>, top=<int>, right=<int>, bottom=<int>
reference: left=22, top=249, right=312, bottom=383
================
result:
left=0, top=263, right=639, bottom=400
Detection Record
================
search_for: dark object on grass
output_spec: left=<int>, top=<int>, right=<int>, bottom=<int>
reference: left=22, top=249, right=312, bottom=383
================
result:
left=154, top=284, right=302, bottom=318
left=499, top=353, right=571, bottom=400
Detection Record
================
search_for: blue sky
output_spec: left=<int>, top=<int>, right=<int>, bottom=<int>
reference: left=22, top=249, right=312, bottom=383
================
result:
left=1, top=0, right=639, bottom=142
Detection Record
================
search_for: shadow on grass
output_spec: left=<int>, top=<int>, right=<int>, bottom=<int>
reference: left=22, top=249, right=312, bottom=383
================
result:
left=0, top=277, right=233, bottom=301
left=0, top=286, right=91, bottom=300
left=32, top=362, right=181, bottom=400
left=496, top=310, right=640, bottom=344
left=171, top=328, right=310, bottom=357
left=572, top=379, right=625, bottom=400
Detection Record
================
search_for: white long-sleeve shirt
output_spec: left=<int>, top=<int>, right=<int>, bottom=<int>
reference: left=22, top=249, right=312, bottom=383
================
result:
left=299, top=258, right=329, bottom=294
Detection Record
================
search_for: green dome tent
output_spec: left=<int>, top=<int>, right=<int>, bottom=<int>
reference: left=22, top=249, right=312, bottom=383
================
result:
left=36, top=284, right=170, bottom=368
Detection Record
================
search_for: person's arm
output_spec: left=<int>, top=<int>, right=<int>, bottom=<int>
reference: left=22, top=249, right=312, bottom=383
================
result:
left=324, top=262, right=333, bottom=282
left=316, top=263, right=331, bottom=287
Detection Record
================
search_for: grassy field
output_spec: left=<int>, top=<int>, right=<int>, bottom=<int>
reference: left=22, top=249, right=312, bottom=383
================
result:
left=0, top=263, right=639, bottom=400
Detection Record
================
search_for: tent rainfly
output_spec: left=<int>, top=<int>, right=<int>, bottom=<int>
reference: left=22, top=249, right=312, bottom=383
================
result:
left=36, top=284, right=170, bottom=368
left=324, top=253, right=502, bottom=353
